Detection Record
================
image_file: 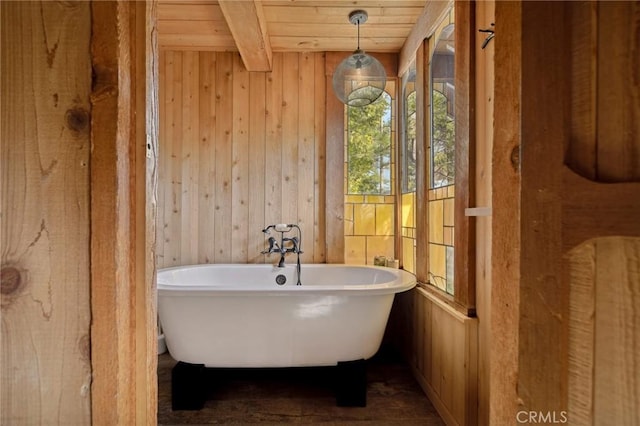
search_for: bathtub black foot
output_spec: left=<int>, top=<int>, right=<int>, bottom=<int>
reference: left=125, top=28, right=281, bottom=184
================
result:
left=335, top=359, right=367, bottom=407
left=172, top=361, right=206, bottom=410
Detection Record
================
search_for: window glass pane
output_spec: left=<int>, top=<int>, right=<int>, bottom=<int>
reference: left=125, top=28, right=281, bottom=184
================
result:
left=431, top=24, right=455, bottom=188
left=402, top=67, right=417, bottom=193
left=347, top=92, right=392, bottom=195
left=428, top=20, right=455, bottom=297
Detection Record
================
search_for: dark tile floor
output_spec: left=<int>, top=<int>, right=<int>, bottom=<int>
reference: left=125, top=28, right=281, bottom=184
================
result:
left=158, top=346, right=445, bottom=425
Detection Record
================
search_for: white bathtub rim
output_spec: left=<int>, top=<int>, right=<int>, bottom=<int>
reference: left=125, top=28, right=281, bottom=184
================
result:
left=157, top=263, right=416, bottom=296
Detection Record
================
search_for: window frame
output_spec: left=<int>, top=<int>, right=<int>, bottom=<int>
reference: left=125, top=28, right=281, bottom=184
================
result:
left=414, top=2, right=476, bottom=315
left=325, top=5, right=476, bottom=315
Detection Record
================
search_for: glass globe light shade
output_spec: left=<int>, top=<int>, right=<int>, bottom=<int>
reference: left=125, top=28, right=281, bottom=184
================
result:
left=332, top=49, right=387, bottom=107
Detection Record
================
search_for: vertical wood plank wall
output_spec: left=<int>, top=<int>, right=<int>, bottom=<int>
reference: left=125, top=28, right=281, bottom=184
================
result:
left=391, top=288, right=478, bottom=426
left=1, top=2, right=92, bottom=423
left=157, top=51, right=326, bottom=268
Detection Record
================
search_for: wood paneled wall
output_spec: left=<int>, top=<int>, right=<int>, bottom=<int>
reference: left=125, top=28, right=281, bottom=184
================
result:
left=391, top=288, right=478, bottom=426
left=158, top=51, right=326, bottom=268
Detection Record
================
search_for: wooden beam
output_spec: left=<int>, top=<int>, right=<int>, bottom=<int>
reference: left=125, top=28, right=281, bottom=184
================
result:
left=562, top=168, right=640, bottom=250
left=398, top=0, right=452, bottom=77
left=218, top=0, right=272, bottom=71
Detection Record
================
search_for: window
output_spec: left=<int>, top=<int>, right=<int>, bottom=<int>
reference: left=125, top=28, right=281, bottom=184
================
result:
left=402, top=67, right=417, bottom=193
left=346, top=92, right=392, bottom=195
left=428, top=22, right=456, bottom=296
left=430, top=24, right=455, bottom=189
left=401, top=64, right=417, bottom=273
left=344, top=88, right=395, bottom=265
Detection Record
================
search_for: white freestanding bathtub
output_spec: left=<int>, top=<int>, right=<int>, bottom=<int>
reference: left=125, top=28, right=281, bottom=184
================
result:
left=157, top=263, right=416, bottom=368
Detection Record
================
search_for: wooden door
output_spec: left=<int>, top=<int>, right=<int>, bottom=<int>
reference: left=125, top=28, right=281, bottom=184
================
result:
left=491, top=1, right=640, bottom=423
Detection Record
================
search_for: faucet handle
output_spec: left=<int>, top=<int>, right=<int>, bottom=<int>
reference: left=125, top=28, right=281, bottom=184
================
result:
left=261, top=237, right=278, bottom=254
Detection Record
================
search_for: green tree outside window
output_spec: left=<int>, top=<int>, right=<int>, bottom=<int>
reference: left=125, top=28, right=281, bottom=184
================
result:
left=347, top=92, right=392, bottom=195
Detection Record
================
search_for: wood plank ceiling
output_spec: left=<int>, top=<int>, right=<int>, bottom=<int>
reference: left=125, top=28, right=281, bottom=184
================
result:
left=158, top=0, right=428, bottom=71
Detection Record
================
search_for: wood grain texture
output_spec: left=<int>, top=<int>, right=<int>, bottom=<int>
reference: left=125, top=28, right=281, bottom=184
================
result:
left=1, top=1, right=92, bottom=423
left=567, top=1, right=598, bottom=180
left=214, top=52, right=234, bottom=263
left=409, top=287, right=479, bottom=426
left=182, top=51, right=200, bottom=263
left=566, top=241, right=596, bottom=425
left=313, top=53, right=327, bottom=263
left=567, top=1, right=640, bottom=183
left=399, top=0, right=453, bottom=76
left=281, top=53, right=299, bottom=227
left=248, top=70, right=267, bottom=263
left=264, top=53, right=283, bottom=245
left=592, top=238, right=640, bottom=424
left=198, top=51, right=216, bottom=263
left=91, top=3, right=157, bottom=423
left=231, top=54, right=250, bottom=262
left=491, top=3, right=640, bottom=425
left=91, top=1, right=136, bottom=423
left=562, top=167, right=640, bottom=250
left=158, top=0, right=426, bottom=53
left=158, top=52, right=326, bottom=267
left=218, top=0, right=272, bottom=71
left=596, top=1, right=640, bottom=182
left=324, top=53, right=346, bottom=263
left=474, top=1, right=495, bottom=424
left=298, top=52, right=316, bottom=262
left=568, top=238, right=640, bottom=425
left=519, top=0, right=568, bottom=416
left=415, top=41, right=429, bottom=283
left=453, top=0, right=476, bottom=313
left=133, top=2, right=159, bottom=423
left=490, top=1, right=521, bottom=423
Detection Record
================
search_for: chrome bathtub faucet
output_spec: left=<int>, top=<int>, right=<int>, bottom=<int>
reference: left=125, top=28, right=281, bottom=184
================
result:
left=261, top=224, right=303, bottom=285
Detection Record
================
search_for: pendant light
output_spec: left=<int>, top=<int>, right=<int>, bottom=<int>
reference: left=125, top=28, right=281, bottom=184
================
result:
left=332, top=10, right=387, bottom=107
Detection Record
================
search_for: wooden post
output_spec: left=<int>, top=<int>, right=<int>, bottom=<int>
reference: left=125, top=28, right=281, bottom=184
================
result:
left=1, top=2, right=92, bottom=423
left=454, top=0, right=476, bottom=313
left=490, top=1, right=522, bottom=423
left=90, top=1, right=157, bottom=424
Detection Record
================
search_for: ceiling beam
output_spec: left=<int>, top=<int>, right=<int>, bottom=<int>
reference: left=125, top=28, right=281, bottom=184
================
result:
left=218, top=0, right=272, bottom=71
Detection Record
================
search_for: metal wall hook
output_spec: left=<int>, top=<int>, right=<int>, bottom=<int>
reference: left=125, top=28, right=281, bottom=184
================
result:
left=479, top=23, right=495, bottom=49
